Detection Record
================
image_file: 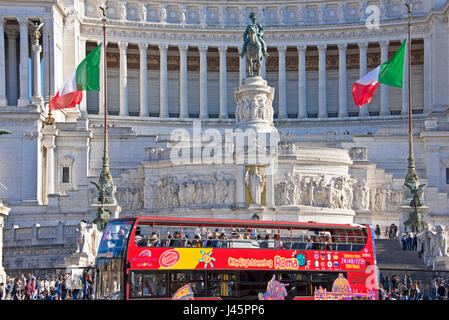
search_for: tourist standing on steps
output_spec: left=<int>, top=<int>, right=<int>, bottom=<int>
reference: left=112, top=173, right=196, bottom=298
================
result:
left=413, top=233, right=418, bottom=251
left=375, top=225, right=381, bottom=239
left=401, top=234, right=407, bottom=250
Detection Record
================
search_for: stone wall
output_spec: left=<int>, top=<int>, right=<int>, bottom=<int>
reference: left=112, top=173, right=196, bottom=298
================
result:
left=3, top=222, right=78, bottom=271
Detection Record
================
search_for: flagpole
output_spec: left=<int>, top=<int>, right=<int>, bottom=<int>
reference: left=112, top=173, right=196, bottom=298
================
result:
left=43, top=33, right=54, bottom=127
left=404, top=1, right=419, bottom=188
left=96, top=6, right=116, bottom=205
left=407, top=2, right=413, bottom=158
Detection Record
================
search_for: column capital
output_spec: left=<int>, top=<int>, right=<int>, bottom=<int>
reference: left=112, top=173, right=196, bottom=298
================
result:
left=178, top=44, right=189, bottom=52
left=337, top=43, right=347, bottom=51
left=158, top=43, right=168, bottom=51
left=296, top=44, right=307, bottom=52
left=218, top=45, right=227, bottom=54
left=277, top=45, right=287, bottom=53
left=358, top=41, right=368, bottom=49
left=118, top=41, right=128, bottom=51
left=317, top=43, right=327, bottom=51
left=32, top=43, right=42, bottom=53
left=379, top=40, right=389, bottom=48
left=17, top=16, right=29, bottom=27
left=198, top=44, right=208, bottom=53
left=138, top=42, right=148, bottom=50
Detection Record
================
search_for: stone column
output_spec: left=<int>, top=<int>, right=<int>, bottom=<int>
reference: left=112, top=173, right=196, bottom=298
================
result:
left=338, top=43, right=348, bottom=118
left=358, top=41, right=369, bottom=116
left=218, top=45, right=228, bottom=119
left=179, top=45, right=189, bottom=118
left=118, top=41, right=128, bottom=116
left=198, top=45, right=208, bottom=119
left=318, top=43, right=327, bottom=118
left=159, top=43, right=169, bottom=118
left=5, top=28, right=18, bottom=106
left=42, top=125, right=58, bottom=196
left=380, top=40, right=390, bottom=116
left=31, top=42, right=43, bottom=106
left=278, top=45, right=287, bottom=119
left=0, top=18, right=7, bottom=105
left=401, top=38, right=409, bottom=115
left=423, top=35, right=431, bottom=114
left=17, top=17, right=30, bottom=107
left=138, top=42, right=149, bottom=117
left=238, top=47, right=246, bottom=85
left=297, top=44, right=307, bottom=119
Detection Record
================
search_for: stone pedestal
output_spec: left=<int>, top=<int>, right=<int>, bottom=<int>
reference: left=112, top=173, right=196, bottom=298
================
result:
left=91, top=203, right=122, bottom=231
left=399, top=205, right=429, bottom=234
left=0, top=202, right=10, bottom=283
left=433, top=256, right=449, bottom=271
left=234, top=76, right=279, bottom=212
left=234, top=76, right=277, bottom=134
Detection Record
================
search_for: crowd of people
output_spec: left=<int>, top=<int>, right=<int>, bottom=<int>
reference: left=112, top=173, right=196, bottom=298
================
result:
left=378, top=274, right=449, bottom=300
left=0, top=272, right=95, bottom=300
left=375, top=224, right=399, bottom=240
left=401, top=233, right=419, bottom=251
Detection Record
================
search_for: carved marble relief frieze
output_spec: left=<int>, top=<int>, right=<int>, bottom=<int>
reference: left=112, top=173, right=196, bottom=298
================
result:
left=144, top=173, right=236, bottom=209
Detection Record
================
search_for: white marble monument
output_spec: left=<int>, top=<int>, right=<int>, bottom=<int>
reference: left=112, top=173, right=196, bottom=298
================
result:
left=2, top=0, right=449, bottom=274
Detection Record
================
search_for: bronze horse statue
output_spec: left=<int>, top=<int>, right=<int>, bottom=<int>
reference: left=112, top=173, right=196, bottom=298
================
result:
left=243, top=24, right=263, bottom=78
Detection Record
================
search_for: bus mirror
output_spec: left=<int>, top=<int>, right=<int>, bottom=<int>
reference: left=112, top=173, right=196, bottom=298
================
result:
left=128, top=271, right=134, bottom=285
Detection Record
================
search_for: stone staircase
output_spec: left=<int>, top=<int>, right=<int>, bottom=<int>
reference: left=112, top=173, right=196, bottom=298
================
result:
left=375, top=239, right=425, bottom=270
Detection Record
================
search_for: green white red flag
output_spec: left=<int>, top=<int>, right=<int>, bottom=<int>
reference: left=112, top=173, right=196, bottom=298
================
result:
left=352, top=39, right=407, bottom=107
left=49, top=44, right=102, bottom=110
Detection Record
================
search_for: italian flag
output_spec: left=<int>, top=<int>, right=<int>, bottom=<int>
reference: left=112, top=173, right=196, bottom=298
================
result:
left=49, top=44, right=102, bottom=111
left=352, top=39, right=407, bottom=107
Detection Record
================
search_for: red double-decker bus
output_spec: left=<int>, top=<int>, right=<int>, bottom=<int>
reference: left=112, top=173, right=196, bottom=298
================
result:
left=95, top=216, right=378, bottom=300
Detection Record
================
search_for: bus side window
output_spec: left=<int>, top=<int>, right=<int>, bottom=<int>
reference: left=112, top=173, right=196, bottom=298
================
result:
left=135, top=224, right=162, bottom=247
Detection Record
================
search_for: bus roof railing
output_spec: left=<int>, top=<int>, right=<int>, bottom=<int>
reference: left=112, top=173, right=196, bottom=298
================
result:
left=108, top=216, right=368, bottom=231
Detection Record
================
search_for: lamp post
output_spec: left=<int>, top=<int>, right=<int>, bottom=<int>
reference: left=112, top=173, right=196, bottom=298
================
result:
left=91, top=6, right=118, bottom=231
left=402, top=2, right=428, bottom=234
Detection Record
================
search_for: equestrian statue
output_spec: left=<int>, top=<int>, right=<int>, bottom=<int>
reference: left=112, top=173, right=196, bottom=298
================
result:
left=241, top=12, right=268, bottom=78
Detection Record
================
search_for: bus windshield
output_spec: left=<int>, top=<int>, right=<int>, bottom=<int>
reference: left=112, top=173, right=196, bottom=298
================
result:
left=96, top=220, right=133, bottom=300
left=97, top=220, right=133, bottom=260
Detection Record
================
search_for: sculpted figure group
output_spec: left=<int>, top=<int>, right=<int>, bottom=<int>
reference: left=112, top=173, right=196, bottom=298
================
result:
left=144, top=174, right=236, bottom=209
left=274, top=173, right=357, bottom=210
left=235, top=94, right=273, bottom=122
left=273, top=173, right=402, bottom=212
left=417, top=225, right=449, bottom=268
left=75, top=220, right=102, bottom=257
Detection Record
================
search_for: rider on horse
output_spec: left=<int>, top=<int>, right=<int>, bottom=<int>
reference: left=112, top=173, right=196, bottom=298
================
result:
left=241, top=12, right=268, bottom=59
